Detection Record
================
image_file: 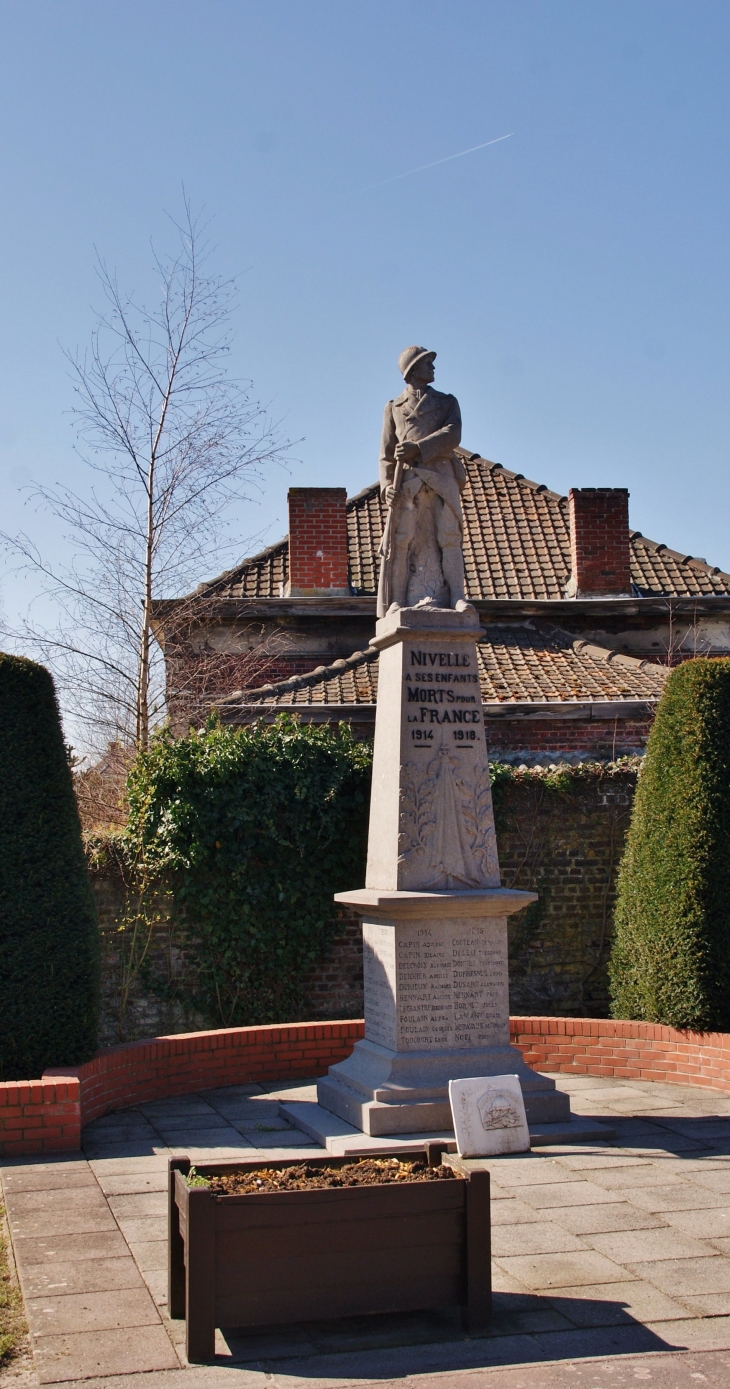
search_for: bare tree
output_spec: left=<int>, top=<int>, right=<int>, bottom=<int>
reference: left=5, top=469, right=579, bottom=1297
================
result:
left=2, top=201, right=287, bottom=753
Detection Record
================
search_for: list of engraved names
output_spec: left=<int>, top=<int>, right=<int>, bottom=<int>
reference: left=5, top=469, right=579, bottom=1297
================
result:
left=363, top=919, right=509, bottom=1052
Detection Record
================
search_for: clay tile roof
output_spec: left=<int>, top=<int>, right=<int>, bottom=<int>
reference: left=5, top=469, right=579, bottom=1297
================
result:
left=218, top=621, right=666, bottom=712
left=194, top=452, right=730, bottom=602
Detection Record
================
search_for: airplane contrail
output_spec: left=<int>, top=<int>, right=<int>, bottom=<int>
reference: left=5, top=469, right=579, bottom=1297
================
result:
left=361, top=133, right=513, bottom=192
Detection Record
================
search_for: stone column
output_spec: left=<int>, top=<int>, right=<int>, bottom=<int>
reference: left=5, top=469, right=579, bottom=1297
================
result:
left=317, top=603, right=570, bottom=1136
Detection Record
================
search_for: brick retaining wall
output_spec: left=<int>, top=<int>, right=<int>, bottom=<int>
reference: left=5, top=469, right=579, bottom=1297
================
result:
left=4, top=1015, right=730, bottom=1158
left=0, top=1020, right=362, bottom=1157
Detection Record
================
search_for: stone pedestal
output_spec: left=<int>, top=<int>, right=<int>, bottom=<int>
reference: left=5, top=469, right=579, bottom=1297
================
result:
left=317, top=603, right=571, bottom=1136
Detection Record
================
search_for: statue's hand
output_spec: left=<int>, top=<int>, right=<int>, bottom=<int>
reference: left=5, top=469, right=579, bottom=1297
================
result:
left=395, top=440, right=420, bottom=464
left=384, top=484, right=398, bottom=506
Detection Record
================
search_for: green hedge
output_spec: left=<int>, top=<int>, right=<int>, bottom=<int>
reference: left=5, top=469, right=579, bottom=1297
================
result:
left=609, top=658, right=730, bottom=1030
left=0, top=655, right=99, bottom=1079
left=124, top=715, right=371, bottom=1027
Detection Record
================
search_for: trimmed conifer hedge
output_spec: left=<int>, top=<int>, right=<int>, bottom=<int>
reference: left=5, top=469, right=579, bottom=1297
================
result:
left=0, top=654, right=99, bottom=1079
left=609, top=658, right=730, bottom=1030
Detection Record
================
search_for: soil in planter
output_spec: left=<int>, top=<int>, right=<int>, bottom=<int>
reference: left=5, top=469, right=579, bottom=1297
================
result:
left=195, top=1159, right=456, bottom=1195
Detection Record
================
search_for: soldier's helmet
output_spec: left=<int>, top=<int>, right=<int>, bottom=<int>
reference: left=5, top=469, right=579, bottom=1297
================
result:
left=397, top=346, right=436, bottom=380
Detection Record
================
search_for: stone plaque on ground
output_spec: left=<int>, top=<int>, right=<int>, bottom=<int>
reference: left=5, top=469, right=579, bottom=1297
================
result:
left=449, top=1074, right=530, bottom=1157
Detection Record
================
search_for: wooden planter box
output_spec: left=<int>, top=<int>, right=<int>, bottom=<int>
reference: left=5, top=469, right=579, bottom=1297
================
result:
left=169, top=1150, right=491, bottom=1363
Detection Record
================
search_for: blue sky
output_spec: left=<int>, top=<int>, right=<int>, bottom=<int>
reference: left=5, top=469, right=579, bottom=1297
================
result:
left=1, top=0, right=729, bottom=617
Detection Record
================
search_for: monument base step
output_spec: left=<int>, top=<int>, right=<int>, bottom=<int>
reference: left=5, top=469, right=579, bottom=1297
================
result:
left=317, top=1039, right=571, bottom=1135
left=280, top=1100, right=614, bottom=1155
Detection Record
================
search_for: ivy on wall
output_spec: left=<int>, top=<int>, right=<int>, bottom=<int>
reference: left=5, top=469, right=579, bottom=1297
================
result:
left=120, top=715, right=372, bottom=1027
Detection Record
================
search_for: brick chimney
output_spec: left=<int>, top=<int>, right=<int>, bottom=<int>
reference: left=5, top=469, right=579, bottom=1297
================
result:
left=566, top=488, right=632, bottom=598
left=286, top=488, right=350, bottom=596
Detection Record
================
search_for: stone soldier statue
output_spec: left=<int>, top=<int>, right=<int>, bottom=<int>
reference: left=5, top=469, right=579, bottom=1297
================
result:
left=377, top=346, right=469, bottom=617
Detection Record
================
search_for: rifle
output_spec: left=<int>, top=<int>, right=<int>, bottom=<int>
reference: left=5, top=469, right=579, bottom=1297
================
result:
left=377, top=456, right=405, bottom=616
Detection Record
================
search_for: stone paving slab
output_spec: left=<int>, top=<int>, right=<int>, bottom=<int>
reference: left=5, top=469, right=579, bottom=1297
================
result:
left=495, top=1249, right=631, bottom=1289
left=27, top=1286, right=161, bottom=1336
left=31, top=1325, right=179, bottom=1383
left=21, top=1256, right=142, bottom=1297
left=7, top=1072, right=730, bottom=1384
left=550, top=1200, right=666, bottom=1234
left=11, top=1230, right=132, bottom=1265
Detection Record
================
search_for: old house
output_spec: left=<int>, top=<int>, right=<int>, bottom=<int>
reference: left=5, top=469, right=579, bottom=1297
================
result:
left=152, top=450, right=730, bottom=765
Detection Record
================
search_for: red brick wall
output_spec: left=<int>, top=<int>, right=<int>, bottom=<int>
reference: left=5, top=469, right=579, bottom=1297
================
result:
left=4, top=1016, right=730, bottom=1156
left=569, top=488, right=631, bottom=596
left=511, top=1016, right=730, bottom=1091
left=485, top=717, right=652, bottom=760
left=0, top=1020, right=363, bottom=1157
left=0, top=1077, right=81, bottom=1157
left=288, top=488, right=349, bottom=595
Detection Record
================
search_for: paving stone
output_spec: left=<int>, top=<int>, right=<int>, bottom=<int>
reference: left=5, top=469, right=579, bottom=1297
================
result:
left=94, top=1171, right=168, bottom=1196
left=84, top=1111, right=156, bottom=1133
left=20, top=1256, right=143, bottom=1297
left=28, top=1285, right=160, bottom=1340
left=4, top=1186, right=109, bottom=1215
left=198, top=1084, right=264, bottom=1100
left=0, top=1156, right=88, bottom=1174
left=643, top=1315, right=730, bottom=1350
left=141, top=1268, right=169, bottom=1307
left=484, top=1182, right=511, bottom=1200
left=494, top=1250, right=630, bottom=1290
left=639, top=1156, right=729, bottom=1172
left=553, top=1154, right=655, bottom=1171
left=259, top=1080, right=319, bottom=1097
left=479, top=1158, right=582, bottom=1186
left=626, top=1255, right=730, bottom=1296
left=661, top=1207, right=730, bottom=1238
left=490, top=1263, right=533, bottom=1293
left=128, top=1239, right=168, bottom=1272
left=107, top=1192, right=168, bottom=1219
left=587, top=1227, right=712, bottom=1262
left=547, top=1202, right=667, bottom=1235
left=12, top=1230, right=131, bottom=1265
left=32, top=1323, right=179, bottom=1382
left=150, top=1114, right=234, bottom=1134
left=682, top=1292, right=730, bottom=1316
left=1, top=1167, right=97, bottom=1193
left=235, top=1147, right=325, bottom=1163
left=687, top=1170, right=730, bottom=1193
left=491, top=1221, right=587, bottom=1257
left=489, top=1298, right=574, bottom=1336
left=622, top=1184, right=730, bottom=1212
left=87, top=1154, right=170, bottom=1175
left=229, top=1118, right=292, bottom=1133
left=140, top=1099, right=217, bottom=1117
left=114, top=1216, right=167, bottom=1244
left=212, top=1100, right=283, bottom=1118
left=241, top=1128, right=314, bottom=1148
left=82, top=1142, right=169, bottom=1160
left=156, top=1128, right=250, bottom=1148
left=615, top=1137, right=715, bottom=1155
left=518, top=1180, right=618, bottom=1209
left=489, top=1197, right=547, bottom=1225
left=546, top=1279, right=693, bottom=1326
left=8, top=1205, right=118, bottom=1238
left=587, top=1166, right=686, bottom=1190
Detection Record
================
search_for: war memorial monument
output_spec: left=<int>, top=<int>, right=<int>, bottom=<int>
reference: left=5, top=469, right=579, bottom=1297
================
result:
left=286, top=347, right=597, bottom=1149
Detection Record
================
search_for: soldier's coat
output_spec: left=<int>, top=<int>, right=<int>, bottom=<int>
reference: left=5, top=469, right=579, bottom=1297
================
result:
left=379, top=385, right=465, bottom=524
